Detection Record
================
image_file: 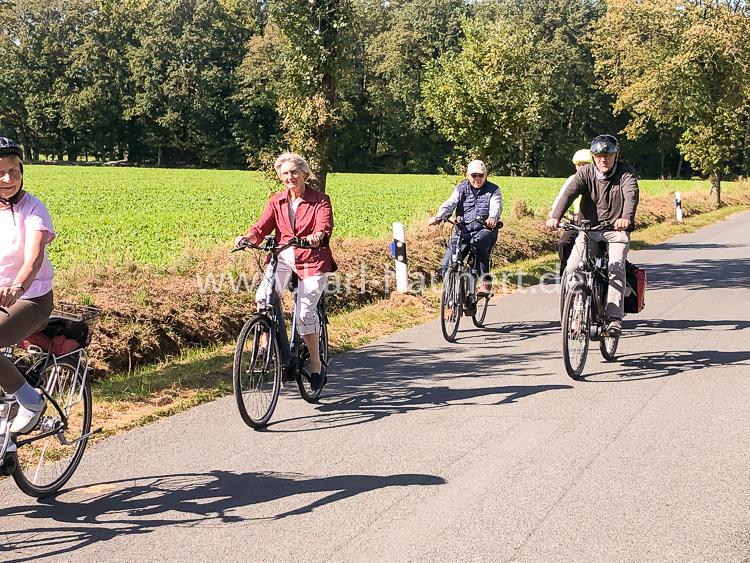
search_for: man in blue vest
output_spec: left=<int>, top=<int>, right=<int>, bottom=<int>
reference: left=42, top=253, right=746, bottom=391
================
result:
left=428, top=159, right=503, bottom=296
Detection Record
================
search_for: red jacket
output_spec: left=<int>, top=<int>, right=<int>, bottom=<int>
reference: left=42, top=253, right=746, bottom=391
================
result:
left=246, top=187, right=337, bottom=278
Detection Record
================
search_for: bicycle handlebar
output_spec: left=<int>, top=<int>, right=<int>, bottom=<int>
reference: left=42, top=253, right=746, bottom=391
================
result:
left=558, top=220, right=614, bottom=233
left=443, top=216, right=503, bottom=231
left=232, top=235, right=317, bottom=254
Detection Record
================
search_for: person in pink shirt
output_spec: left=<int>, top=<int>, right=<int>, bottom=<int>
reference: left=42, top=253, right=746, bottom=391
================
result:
left=0, top=137, right=56, bottom=443
left=235, top=152, right=336, bottom=392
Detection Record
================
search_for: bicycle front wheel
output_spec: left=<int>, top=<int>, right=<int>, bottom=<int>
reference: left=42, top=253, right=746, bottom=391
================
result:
left=296, top=315, right=328, bottom=404
left=440, top=268, right=462, bottom=342
left=472, top=295, right=490, bottom=327
left=233, top=315, right=282, bottom=429
left=562, top=287, right=591, bottom=380
left=600, top=333, right=620, bottom=361
left=13, top=359, right=92, bottom=497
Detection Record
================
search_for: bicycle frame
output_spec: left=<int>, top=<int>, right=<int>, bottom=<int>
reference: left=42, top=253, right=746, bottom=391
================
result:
left=444, top=218, right=488, bottom=304
left=236, top=236, right=325, bottom=374
left=563, top=221, right=613, bottom=338
left=1, top=346, right=96, bottom=459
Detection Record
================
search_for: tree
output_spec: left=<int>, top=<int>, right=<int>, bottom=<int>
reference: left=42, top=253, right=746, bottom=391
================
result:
left=126, top=0, right=255, bottom=166
left=0, top=0, right=94, bottom=160
left=362, top=0, right=467, bottom=172
left=422, top=17, right=556, bottom=175
left=263, top=0, right=357, bottom=191
left=594, top=0, right=750, bottom=206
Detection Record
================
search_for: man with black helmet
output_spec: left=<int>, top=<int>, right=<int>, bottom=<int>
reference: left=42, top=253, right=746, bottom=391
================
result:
left=546, top=134, right=639, bottom=336
left=0, top=137, right=56, bottom=450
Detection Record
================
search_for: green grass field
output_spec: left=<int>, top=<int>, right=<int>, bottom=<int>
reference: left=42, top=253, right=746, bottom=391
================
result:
left=24, top=165, right=718, bottom=268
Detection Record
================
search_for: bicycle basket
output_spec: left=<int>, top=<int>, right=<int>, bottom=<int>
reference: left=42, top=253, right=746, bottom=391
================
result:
left=52, top=302, right=102, bottom=324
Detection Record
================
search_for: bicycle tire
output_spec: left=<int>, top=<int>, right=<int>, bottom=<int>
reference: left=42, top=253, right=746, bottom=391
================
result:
left=233, top=315, right=281, bottom=429
left=296, top=312, right=328, bottom=403
left=472, top=295, right=490, bottom=327
left=600, top=333, right=619, bottom=361
left=440, top=268, right=462, bottom=342
left=562, top=286, right=590, bottom=380
left=13, top=359, right=92, bottom=497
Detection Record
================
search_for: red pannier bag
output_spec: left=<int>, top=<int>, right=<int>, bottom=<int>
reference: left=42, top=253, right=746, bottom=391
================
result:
left=624, top=262, right=647, bottom=313
left=21, top=332, right=81, bottom=355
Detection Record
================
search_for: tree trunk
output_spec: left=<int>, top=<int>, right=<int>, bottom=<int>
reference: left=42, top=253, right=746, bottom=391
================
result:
left=157, top=145, right=163, bottom=167
left=676, top=154, right=683, bottom=179
left=709, top=171, right=721, bottom=208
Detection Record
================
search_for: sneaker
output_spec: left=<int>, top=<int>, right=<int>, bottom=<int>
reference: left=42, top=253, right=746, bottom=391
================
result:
left=476, top=281, right=492, bottom=297
left=9, top=395, right=47, bottom=435
left=606, top=318, right=623, bottom=337
left=310, top=372, right=325, bottom=392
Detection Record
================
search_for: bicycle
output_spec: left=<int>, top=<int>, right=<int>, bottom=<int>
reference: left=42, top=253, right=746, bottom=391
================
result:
left=232, top=236, right=329, bottom=429
left=0, top=301, right=101, bottom=497
left=439, top=217, right=501, bottom=342
left=558, top=220, right=620, bottom=379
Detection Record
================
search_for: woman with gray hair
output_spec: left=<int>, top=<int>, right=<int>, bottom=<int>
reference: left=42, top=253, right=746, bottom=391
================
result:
left=235, top=152, right=336, bottom=392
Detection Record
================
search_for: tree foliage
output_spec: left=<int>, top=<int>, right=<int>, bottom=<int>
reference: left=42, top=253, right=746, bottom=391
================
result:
left=594, top=0, right=750, bottom=205
left=0, top=0, right=748, bottom=183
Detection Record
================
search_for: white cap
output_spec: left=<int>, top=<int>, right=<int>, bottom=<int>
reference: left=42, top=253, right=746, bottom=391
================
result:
left=467, top=159, right=486, bottom=175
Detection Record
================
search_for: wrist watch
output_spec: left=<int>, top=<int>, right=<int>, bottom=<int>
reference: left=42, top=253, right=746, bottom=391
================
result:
left=12, top=283, right=25, bottom=293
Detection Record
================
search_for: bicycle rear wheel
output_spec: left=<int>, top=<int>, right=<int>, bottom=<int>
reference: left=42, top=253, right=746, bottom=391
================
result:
left=562, top=287, right=591, bottom=380
left=233, top=315, right=281, bottom=429
left=296, top=313, right=328, bottom=404
left=440, top=268, right=462, bottom=342
left=13, top=359, right=92, bottom=497
left=472, top=295, right=490, bottom=327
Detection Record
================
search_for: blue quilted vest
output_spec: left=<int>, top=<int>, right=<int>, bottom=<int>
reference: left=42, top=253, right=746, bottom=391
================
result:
left=457, top=180, right=498, bottom=232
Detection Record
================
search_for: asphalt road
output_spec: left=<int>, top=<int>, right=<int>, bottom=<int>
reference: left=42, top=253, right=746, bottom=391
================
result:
left=2, top=211, right=750, bottom=562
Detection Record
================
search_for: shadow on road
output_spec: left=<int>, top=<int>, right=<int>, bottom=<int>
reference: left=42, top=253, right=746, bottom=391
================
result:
left=622, top=318, right=750, bottom=338
left=643, top=257, right=750, bottom=290
left=642, top=242, right=746, bottom=252
left=266, top=340, right=571, bottom=431
left=0, top=470, right=445, bottom=562
left=583, top=349, right=750, bottom=383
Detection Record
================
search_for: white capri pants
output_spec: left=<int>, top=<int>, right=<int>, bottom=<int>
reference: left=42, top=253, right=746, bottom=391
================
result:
left=255, top=253, right=327, bottom=336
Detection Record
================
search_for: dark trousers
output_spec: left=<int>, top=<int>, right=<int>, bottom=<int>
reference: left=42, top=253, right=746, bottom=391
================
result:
left=558, top=229, right=578, bottom=277
left=441, top=229, right=497, bottom=279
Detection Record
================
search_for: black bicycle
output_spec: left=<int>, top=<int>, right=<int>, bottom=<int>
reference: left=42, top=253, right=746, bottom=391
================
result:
left=559, top=220, right=620, bottom=379
left=439, top=217, right=500, bottom=342
left=232, top=236, right=329, bottom=429
left=0, top=302, right=101, bottom=497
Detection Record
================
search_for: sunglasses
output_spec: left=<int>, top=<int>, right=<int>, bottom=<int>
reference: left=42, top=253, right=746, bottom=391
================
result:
left=470, top=173, right=485, bottom=179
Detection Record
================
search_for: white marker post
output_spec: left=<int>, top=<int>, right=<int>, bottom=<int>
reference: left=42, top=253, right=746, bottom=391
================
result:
left=392, top=222, right=409, bottom=293
left=675, top=191, right=683, bottom=223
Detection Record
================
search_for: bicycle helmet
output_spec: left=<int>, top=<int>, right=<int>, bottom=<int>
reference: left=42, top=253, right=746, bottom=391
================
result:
left=572, top=149, right=592, bottom=165
left=590, top=134, right=619, bottom=155
left=0, top=137, right=23, bottom=160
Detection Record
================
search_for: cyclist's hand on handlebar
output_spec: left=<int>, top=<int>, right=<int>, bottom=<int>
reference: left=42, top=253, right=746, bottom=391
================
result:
left=304, top=231, right=325, bottom=248
left=485, top=217, right=498, bottom=229
left=546, top=218, right=560, bottom=230
left=427, top=215, right=442, bottom=226
left=614, top=218, right=631, bottom=231
left=234, top=236, right=247, bottom=248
